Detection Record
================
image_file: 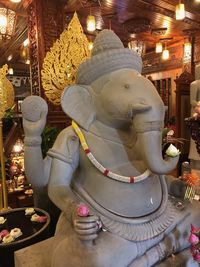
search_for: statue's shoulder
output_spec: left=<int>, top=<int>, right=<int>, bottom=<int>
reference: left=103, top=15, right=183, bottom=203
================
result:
left=47, top=126, right=79, bottom=163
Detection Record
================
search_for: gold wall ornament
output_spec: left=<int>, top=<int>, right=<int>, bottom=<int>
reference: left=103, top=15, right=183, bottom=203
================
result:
left=0, top=64, right=8, bottom=119
left=4, top=78, right=15, bottom=110
left=0, top=64, right=15, bottom=114
left=0, top=64, right=10, bottom=210
left=41, top=12, right=90, bottom=105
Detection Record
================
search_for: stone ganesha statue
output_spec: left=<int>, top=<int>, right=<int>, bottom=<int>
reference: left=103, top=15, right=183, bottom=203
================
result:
left=22, top=30, right=200, bottom=267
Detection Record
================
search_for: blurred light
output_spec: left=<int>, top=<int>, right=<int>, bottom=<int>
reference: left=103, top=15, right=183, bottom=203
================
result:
left=7, top=54, right=13, bottom=61
left=0, top=14, right=7, bottom=28
left=155, top=42, right=163, bottom=53
left=175, top=3, right=185, bottom=20
left=25, top=59, right=30, bottom=64
left=195, top=0, right=200, bottom=2
left=20, top=47, right=28, bottom=58
left=87, top=15, right=96, bottom=32
left=10, top=0, right=21, bottom=2
left=13, top=139, right=23, bottom=153
left=23, top=38, right=29, bottom=47
left=183, top=42, right=192, bottom=62
left=88, top=41, right=93, bottom=50
left=8, top=67, right=13, bottom=75
left=162, top=49, right=169, bottom=60
left=0, top=7, right=16, bottom=40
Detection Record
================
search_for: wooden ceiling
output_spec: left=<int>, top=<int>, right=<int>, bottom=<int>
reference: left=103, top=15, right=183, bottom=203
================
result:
left=64, top=0, right=200, bottom=50
left=0, top=0, right=200, bottom=75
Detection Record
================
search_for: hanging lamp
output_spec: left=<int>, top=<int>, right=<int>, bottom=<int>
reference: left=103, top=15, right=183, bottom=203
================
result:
left=175, top=0, right=185, bottom=20
left=162, top=43, right=169, bottom=60
left=183, top=40, right=192, bottom=62
left=10, top=0, right=21, bottom=3
left=87, top=8, right=96, bottom=32
left=155, top=42, right=163, bottom=53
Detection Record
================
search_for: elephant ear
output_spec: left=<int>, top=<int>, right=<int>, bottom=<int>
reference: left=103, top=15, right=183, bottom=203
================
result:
left=61, top=85, right=95, bottom=130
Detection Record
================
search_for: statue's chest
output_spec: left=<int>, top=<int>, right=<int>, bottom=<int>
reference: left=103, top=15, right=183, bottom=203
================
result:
left=79, top=131, right=138, bottom=169
left=74, top=132, right=163, bottom=218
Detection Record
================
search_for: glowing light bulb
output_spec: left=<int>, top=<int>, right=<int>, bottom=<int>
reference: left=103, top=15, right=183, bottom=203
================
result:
left=7, top=55, right=13, bottom=61
left=0, top=15, right=7, bottom=28
left=87, top=15, right=96, bottom=32
left=10, top=0, right=21, bottom=3
left=155, top=42, right=163, bottom=53
left=162, top=49, right=169, bottom=60
left=175, top=3, right=185, bottom=20
left=88, top=41, right=93, bottom=50
left=8, top=68, right=13, bottom=75
left=23, top=38, right=29, bottom=47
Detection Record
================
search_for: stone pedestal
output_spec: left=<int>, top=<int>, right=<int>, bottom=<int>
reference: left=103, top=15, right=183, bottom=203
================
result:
left=15, top=238, right=198, bottom=267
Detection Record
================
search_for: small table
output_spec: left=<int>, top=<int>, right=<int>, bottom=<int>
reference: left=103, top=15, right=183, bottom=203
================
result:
left=0, top=207, right=50, bottom=267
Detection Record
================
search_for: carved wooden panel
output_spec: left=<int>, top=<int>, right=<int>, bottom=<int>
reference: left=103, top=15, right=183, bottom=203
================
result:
left=175, top=71, right=194, bottom=154
left=142, top=43, right=183, bottom=75
left=26, top=0, right=68, bottom=129
left=151, top=78, right=171, bottom=124
left=194, top=36, right=200, bottom=64
left=27, top=0, right=42, bottom=96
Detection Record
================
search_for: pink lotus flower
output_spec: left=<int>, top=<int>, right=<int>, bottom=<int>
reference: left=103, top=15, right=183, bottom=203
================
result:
left=76, top=204, right=90, bottom=217
left=0, top=229, right=9, bottom=238
left=191, top=245, right=198, bottom=255
left=189, top=233, right=199, bottom=245
left=193, top=252, right=200, bottom=262
left=37, top=216, right=47, bottom=223
left=191, top=224, right=199, bottom=234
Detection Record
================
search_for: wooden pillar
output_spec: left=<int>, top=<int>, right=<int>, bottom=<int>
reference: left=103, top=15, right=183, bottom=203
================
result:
left=175, top=71, right=194, bottom=145
left=23, top=0, right=69, bottom=129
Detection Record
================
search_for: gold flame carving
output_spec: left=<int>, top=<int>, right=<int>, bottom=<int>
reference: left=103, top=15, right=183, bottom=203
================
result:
left=41, top=12, right=90, bottom=105
left=0, top=64, right=14, bottom=119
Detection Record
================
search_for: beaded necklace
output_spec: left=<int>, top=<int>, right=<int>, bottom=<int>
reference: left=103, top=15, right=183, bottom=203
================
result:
left=72, top=121, right=151, bottom=183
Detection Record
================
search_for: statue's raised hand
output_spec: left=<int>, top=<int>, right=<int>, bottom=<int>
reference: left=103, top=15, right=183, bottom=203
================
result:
left=73, top=204, right=101, bottom=243
left=21, top=96, right=48, bottom=138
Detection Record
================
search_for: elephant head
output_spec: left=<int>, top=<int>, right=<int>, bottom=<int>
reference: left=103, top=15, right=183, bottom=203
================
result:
left=61, top=30, right=179, bottom=175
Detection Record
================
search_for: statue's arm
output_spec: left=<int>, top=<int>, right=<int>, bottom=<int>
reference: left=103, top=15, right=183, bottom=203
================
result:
left=22, top=96, right=49, bottom=208
left=47, top=128, right=79, bottom=221
left=47, top=127, right=100, bottom=241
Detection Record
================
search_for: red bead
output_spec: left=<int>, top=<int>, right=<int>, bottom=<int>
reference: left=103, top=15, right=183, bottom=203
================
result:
left=130, top=176, right=135, bottom=183
left=85, top=148, right=91, bottom=154
left=104, top=169, right=109, bottom=176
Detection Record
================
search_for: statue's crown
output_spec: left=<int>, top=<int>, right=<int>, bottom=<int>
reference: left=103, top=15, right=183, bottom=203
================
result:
left=91, top=29, right=123, bottom=56
left=77, top=30, right=142, bottom=85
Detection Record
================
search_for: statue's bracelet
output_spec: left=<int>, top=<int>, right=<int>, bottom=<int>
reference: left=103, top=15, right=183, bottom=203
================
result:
left=24, top=136, right=42, bottom=146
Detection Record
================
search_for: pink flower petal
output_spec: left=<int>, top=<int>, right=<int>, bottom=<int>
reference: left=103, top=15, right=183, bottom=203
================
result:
left=191, top=224, right=199, bottom=234
left=189, top=233, right=199, bottom=245
left=77, top=204, right=90, bottom=217
left=193, top=252, right=200, bottom=262
left=37, top=216, right=47, bottom=223
left=0, top=229, right=9, bottom=238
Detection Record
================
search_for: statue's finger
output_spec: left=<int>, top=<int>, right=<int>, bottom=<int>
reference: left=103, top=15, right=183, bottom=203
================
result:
left=75, top=215, right=99, bottom=223
left=75, top=221, right=97, bottom=230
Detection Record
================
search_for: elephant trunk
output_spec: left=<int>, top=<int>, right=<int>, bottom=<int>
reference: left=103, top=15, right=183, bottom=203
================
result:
left=137, top=127, right=179, bottom=174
